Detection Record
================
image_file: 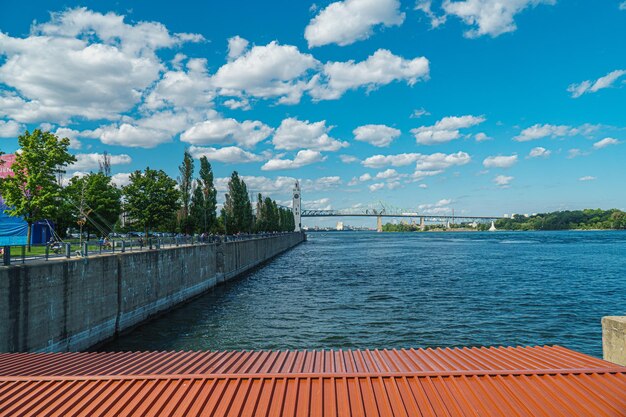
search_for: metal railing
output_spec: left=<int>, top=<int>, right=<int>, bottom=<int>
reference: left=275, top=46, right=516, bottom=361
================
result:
left=1, top=232, right=298, bottom=266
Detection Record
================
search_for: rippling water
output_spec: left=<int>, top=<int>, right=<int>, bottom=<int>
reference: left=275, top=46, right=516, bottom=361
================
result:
left=103, top=231, right=626, bottom=357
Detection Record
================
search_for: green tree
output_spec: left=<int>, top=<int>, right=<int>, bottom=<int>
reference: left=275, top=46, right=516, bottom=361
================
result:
left=0, top=130, right=76, bottom=249
left=198, top=156, right=217, bottom=233
left=222, top=171, right=253, bottom=234
left=122, top=168, right=179, bottom=238
left=64, top=173, right=122, bottom=238
left=177, top=150, right=194, bottom=234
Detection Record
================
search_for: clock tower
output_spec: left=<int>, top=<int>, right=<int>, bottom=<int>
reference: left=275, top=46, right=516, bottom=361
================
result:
left=292, top=181, right=301, bottom=232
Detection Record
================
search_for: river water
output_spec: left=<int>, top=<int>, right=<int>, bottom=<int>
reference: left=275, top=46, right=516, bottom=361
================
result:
left=103, top=231, right=626, bottom=357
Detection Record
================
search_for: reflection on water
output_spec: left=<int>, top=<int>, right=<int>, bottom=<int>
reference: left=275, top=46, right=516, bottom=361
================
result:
left=103, top=231, right=626, bottom=357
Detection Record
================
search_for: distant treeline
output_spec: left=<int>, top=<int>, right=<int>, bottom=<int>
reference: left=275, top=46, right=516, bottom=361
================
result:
left=495, top=209, right=626, bottom=230
left=382, top=209, right=626, bottom=232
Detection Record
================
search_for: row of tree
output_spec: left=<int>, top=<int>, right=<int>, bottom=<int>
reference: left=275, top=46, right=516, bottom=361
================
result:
left=0, top=130, right=296, bottom=249
left=494, top=209, right=626, bottom=230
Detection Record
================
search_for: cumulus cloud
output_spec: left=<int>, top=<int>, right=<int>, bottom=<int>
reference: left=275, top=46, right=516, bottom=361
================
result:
left=227, top=36, right=249, bottom=60
left=568, top=70, right=626, bottom=98
left=110, top=172, right=132, bottom=188
left=359, top=173, right=373, bottom=181
left=215, top=175, right=341, bottom=194
left=579, top=176, right=596, bottom=182
left=483, top=155, right=518, bottom=168
left=311, top=49, right=429, bottom=100
left=180, top=117, right=273, bottom=148
left=420, top=0, right=556, bottom=38
left=513, top=123, right=598, bottom=142
left=411, top=115, right=485, bottom=145
left=54, top=127, right=82, bottom=149
left=353, top=124, right=401, bottom=147
left=593, top=137, right=620, bottom=149
left=261, top=149, right=326, bottom=171
left=81, top=123, right=173, bottom=148
left=273, top=118, right=348, bottom=151
left=528, top=147, right=551, bottom=158
left=143, top=58, right=214, bottom=111
left=375, top=168, right=401, bottom=179
left=69, top=152, right=132, bottom=172
left=494, top=174, right=514, bottom=187
left=212, top=41, right=319, bottom=105
left=188, top=145, right=263, bottom=163
left=362, top=151, right=470, bottom=169
left=305, top=0, right=405, bottom=47
left=0, top=119, right=23, bottom=137
left=369, top=182, right=385, bottom=192
left=0, top=8, right=202, bottom=123
left=339, top=154, right=359, bottom=163
left=474, top=132, right=491, bottom=142
left=418, top=198, right=453, bottom=214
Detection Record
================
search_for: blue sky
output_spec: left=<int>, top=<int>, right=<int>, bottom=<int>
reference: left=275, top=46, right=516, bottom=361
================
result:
left=0, top=0, right=625, bottom=227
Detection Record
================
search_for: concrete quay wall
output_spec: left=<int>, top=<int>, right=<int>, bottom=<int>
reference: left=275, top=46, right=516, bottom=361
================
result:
left=0, top=233, right=304, bottom=352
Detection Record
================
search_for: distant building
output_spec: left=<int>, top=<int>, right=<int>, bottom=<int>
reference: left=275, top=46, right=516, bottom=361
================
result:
left=336, top=221, right=344, bottom=231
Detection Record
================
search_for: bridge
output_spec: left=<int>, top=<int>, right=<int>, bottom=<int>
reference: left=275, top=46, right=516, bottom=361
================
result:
left=290, top=181, right=504, bottom=232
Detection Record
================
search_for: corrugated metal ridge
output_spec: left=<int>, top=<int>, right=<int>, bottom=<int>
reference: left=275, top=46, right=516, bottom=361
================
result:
left=0, top=345, right=618, bottom=377
left=1, top=367, right=624, bottom=383
left=0, top=372, right=624, bottom=417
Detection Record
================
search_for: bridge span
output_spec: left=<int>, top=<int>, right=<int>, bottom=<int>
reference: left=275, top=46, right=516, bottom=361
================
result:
left=290, top=181, right=504, bottom=232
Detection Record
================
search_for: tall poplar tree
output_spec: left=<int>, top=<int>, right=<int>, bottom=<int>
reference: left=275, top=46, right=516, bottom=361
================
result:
left=177, top=150, right=194, bottom=234
left=222, top=171, right=253, bottom=234
left=0, top=129, right=76, bottom=249
left=198, top=156, right=217, bottom=232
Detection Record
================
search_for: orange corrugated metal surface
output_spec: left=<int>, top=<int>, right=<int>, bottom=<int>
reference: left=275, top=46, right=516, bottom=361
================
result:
left=0, top=346, right=624, bottom=417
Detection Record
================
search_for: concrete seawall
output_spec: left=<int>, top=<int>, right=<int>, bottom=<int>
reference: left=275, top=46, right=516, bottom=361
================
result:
left=0, top=232, right=305, bottom=353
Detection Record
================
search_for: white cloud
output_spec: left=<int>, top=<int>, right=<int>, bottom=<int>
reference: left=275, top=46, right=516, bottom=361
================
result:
left=369, top=182, right=385, bottom=192
left=227, top=36, right=249, bottom=60
left=0, top=119, right=23, bottom=137
left=418, top=183, right=428, bottom=188
left=212, top=41, right=319, bottom=105
left=579, top=176, right=596, bottom=182
left=528, top=147, right=551, bottom=158
left=593, top=137, right=620, bottom=149
left=414, top=151, right=471, bottom=170
left=362, top=151, right=471, bottom=169
left=568, top=70, right=626, bottom=98
left=375, top=168, right=400, bottom=179
left=567, top=148, right=585, bottom=159
left=339, top=154, right=359, bottom=163
left=180, top=117, right=273, bottom=148
left=494, top=175, right=514, bottom=187
left=54, top=127, right=82, bottom=149
left=431, top=0, right=556, bottom=38
left=411, top=115, right=485, bottom=145
left=110, top=172, right=131, bottom=188
left=188, top=145, right=263, bottom=163
left=305, top=0, right=405, bottom=47
left=143, top=58, right=214, bottom=111
left=311, top=49, right=429, bottom=100
left=215, top=175, right=341, bottom=195
left=483, top=155, right=517, bottom=168
left=474, top=132, right=491, bottom=142
left=273, top=118, right=348, bottom=151
left=418, top=198, right=453, bottom=214
left=513, top=123, right=598, bottom=142
left=359, top=173, right=373, bottom=181
left=362, top=153, right=422, bottom=167
left=69, top=152, right=132, bottom=172
left=82, top=123, right=173, bottom=148
left=410, top=108, right=430, bottom=118
left=261, top=149, right=325, bottom=171
left=0, top=8, right=202, bottom=123
left=620, top=1, right=626, bottom=10
left=353, top=124, right=401, bottom=147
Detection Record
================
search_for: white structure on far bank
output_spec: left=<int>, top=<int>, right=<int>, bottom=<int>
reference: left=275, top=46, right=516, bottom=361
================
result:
left=336, top=221, right=344, bottom=231
left=292, top=181, right=301, bottom=232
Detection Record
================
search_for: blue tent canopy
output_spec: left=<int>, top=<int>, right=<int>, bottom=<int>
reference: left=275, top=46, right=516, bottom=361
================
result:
left=0, top=203, right=54, bottom=245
